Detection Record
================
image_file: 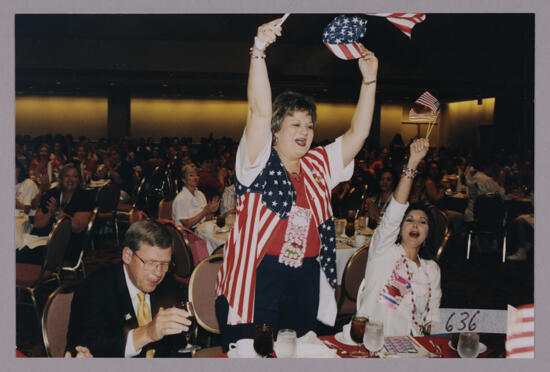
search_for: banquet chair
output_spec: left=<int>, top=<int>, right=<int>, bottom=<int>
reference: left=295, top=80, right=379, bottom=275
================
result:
left=61, top=207, right=98, bottom=279
left=95, top=183, right=121, bottom=248
left=164, top=223, right=194, bottom=286
left=16, top=217, right=72, bottom=323
left=466, top=193, right=507, bottom=263
left=211, top=244, right=224, bottom=256
left=336, top=243, right=369, bottom=321
left=429, top=206, right=451, bottom=263
left=158, top=198, right=174, bottom=221
left=188, top=254, right=223, bottom=345
left=41, top=282, right=76, bottom=357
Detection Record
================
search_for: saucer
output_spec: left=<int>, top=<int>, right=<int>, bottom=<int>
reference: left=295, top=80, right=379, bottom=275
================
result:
left=227, top=349, right=259, bottom=358
left=334, top=331, right=356, bottom=346
left=449, top=341, right=487, bottom=355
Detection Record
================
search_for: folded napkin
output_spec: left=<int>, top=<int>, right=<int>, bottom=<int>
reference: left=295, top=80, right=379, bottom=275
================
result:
left=295, top=331, right=338, bottom=358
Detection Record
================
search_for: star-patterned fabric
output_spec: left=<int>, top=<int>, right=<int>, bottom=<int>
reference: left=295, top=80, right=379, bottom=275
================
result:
left=216, top=134, right=353, bottom=326
left=322, top=15, right=368, bottom=60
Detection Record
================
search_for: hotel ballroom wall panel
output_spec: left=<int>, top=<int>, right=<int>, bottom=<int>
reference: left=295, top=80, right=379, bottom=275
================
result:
left=16, top=96, right=108, bottom=138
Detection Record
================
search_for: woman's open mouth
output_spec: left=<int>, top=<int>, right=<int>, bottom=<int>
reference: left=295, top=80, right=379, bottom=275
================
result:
left=409, top=231, right=420, bottom=238
left=295, top=138, right=306, bottom=147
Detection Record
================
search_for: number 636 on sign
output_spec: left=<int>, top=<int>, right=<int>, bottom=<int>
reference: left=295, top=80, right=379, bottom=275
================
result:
left=431, top=308, right=508, bottom=334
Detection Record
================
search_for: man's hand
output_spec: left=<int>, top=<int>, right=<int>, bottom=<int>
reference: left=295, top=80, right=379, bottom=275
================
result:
left=64, top=346, right=93, bottom=358
left=134, top=306, right=191, bottom=351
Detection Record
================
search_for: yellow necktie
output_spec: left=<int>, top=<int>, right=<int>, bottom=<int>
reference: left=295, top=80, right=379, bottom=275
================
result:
left=137, top=291, right=155, bottom=358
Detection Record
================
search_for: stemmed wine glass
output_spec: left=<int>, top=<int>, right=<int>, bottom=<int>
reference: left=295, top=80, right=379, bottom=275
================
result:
left=177, top=301, right=199, bottom=354
left=363, top=322, right=384, bottom=357
left=253, top=324, right=274, bottom=358
left=349, top=315, right=368, bottom=357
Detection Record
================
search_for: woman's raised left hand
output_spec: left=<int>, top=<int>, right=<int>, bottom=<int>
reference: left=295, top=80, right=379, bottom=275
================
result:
left=357, top=43, right=378, bottom=82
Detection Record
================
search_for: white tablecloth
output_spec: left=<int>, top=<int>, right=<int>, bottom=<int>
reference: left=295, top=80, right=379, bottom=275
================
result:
left=16, top=213, right=48, bottom=250
left=195, top=219, right=234, bottom=254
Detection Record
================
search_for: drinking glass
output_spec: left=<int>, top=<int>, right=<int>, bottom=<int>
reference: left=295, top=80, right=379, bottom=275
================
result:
left=363, top=322, right=384, bottom=357
left=276, top=329, right=297, bottom=358
left=349, top=315, right=368, bottom=357
left=176, top=301, right=199, bottom=354
left=345, top=221, right=355, bottom=238
left=335, top=220, right=345, bottom=237
left=457, top=332, right=480, bottom=358
left=253, top=324, right=274, bottom=358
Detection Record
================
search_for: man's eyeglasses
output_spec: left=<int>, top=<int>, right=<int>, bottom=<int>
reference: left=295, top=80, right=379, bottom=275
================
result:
left=133, top=252, right=173, bottom=273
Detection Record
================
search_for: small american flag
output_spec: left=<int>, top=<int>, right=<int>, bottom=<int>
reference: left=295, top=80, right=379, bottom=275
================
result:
left=506, top=304, right=534, bottom=358
left=322, top=15, right=367, bottom=60
left=415, top=91, right=440, bottom=113
left=409, top=109, right=437, bottom=122
left=366, top=13, right=426, bottom=38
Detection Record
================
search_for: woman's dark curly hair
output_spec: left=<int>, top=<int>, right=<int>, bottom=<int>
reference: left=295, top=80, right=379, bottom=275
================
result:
left=395, top=202, right=435, bottom=260
left=271, top=91, right=317, bottom=137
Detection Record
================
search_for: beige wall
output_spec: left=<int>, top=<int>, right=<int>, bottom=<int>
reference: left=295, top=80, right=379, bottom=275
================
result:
left=15, top=96, right=495, bottom=149
left=440, top=98, right=495, bottom=150
left=130, top=98, right=353, bottom=142
left=15, top=96, right=108, bottom=138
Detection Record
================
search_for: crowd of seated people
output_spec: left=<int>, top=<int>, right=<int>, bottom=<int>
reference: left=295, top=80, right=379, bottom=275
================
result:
left=16, top=133, right=534, bottom=238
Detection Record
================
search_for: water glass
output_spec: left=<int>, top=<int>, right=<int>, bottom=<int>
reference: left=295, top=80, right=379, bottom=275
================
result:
left=335, top=220, right=345, bottom=237
left=276, top=329, right=297, bottom=358
left=457, top=332, right=480, bottom=358
left=363, top=322, right=384, bottom=357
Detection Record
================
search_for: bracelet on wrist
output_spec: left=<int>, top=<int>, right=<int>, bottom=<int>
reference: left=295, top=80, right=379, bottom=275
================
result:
left=362, top=79, right=377, bottom=86
left=402, top=166, right=418, bottom=179
left=249, top=48, right=266, bottom=59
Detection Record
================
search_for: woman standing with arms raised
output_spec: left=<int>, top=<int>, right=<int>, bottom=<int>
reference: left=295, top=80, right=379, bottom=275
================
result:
left=215, top=16, right=378, bottom=351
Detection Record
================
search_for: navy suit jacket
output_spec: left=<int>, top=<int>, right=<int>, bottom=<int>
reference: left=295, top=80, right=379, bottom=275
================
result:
left=66, top=262, right=185, bottom=357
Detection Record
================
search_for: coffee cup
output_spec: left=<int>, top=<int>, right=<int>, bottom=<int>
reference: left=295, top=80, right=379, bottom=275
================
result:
left=228, top=338, right=258, bottom=358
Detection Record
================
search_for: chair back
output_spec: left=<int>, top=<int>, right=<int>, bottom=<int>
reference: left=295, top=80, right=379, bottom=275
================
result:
left=158, top=198, right=174, bottom=220
left=429, top=206, right=449, bottom=259
left=188, top=254, right=224, bottom=334
left=96, top=183, right=121, bottom=213
left=41, top=282, right=75, bottom=357
left=474, top=193, right=506, bottom=231
left=63, top=207, right=98, bottom=273
left=44, top=217, right=73, bottom=273
left=165, top=223, right=194, bottom=279
left=338, top=243, right=369, bottom=316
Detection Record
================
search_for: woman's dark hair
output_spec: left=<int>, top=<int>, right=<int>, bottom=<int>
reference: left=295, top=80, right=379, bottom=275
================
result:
left=271, top=91, right=317, bottom=135
left=15, top=159, right=28, bottom=183
left=376, top=167, right=396, bottom=188
left=395, top=202, right=435, bottom=260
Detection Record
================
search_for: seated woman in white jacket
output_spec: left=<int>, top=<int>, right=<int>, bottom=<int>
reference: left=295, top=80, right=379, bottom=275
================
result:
left=356, top=138, right=441, bottom=337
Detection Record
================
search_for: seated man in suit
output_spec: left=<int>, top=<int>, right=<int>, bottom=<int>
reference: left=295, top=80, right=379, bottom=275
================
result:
left=66, top=220, right=191, bottom=357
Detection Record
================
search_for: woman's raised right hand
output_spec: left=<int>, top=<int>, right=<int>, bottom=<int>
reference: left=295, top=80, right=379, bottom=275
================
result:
left=255, top=17, right=284, bottom=51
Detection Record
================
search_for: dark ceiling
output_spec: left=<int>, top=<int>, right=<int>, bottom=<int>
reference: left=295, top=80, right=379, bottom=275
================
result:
left=15, top=13, right=534, bottom=103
